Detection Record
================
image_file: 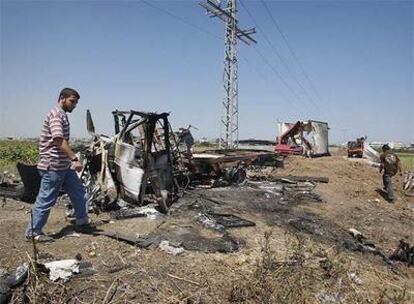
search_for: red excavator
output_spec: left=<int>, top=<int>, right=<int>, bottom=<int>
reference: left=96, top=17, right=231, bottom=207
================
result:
left=274, top=121, right=312, bottom=156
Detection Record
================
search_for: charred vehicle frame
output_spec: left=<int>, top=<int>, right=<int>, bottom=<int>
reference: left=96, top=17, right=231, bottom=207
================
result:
left=82, top=110, right=177, bottom=213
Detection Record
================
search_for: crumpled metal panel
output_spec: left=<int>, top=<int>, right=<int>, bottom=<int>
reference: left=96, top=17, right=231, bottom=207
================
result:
left=276, top=120, right=330, bottom=156
left=309, top=121, right=329, bottom=156
left=363, top=143, right=380, bottom=163
left=114, top=142, right=145, bottom=201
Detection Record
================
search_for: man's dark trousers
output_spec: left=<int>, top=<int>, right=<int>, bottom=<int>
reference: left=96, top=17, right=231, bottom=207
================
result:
left=383, top=174, right=395, bottom=202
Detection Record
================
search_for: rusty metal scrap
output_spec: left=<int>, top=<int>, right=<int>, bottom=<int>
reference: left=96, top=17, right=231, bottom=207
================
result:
left=80, top=109, right=285, bottom=214
left=0, top=163, right=41, bottom=203
left=81, top=110, right=177, bottom=213
left=4, top=109, right=283, bottom=218
left=183, top=149, right=282, bottom=185
left=275, top=120, right=330, bottom=157
left=204, top=212, right=256, bottom=228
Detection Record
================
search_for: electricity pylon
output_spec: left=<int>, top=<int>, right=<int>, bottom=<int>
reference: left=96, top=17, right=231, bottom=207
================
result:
left=200, top=0, right=256, bottom=148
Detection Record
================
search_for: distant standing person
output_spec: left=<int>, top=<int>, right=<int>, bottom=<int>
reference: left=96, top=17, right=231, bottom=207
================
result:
left=25, top=88, right=89, bottom=241
left=379, top=144, right=402, bottom=203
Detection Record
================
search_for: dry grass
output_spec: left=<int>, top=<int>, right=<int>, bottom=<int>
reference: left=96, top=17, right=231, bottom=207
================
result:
left=2, top=153, right=413, bottom=303
left=6, top=230, right=413, bottom=304
left=228, top=231, right=412, bottom=304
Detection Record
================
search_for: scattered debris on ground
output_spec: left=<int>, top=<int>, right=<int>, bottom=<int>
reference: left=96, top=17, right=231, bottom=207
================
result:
left=1, top=119, right=413, bottom=303
left=390, top=239, right=414, bottom=266
left=43, top=259, right=81, bottom=282
left=0, top=263, right=28, bottom=304
left=158, top=240, right=185, bottom=256
left=404, top=171, right=414, bottom=197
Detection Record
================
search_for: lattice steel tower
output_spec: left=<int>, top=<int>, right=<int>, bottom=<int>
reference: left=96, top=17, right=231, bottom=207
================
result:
left=200, top=0, right=256, bottom=148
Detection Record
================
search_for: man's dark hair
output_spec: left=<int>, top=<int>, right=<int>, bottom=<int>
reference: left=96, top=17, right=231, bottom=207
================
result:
left=382, top=144, right=390, bottom=151
left=59, top=88, right=80, bottom=100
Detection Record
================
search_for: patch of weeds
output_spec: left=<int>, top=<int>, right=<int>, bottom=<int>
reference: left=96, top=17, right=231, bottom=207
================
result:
left=229, top=231, right=319, bottom=303
left=315, top=247, right=348, bottom=280
left=11, top=258, right=69, bottom=303
left=228, top=231, right=369, bottom=304
left=375, top=287, right=412, bottom=304
left=319, top=256, right=335, bottom=278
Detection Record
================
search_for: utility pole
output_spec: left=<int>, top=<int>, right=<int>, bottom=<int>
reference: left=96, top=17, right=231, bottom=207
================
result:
left=200, top=0, right=256, bottom=149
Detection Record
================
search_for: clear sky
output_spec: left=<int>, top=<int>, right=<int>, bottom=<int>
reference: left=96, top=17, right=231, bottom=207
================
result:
left=1, top=0, right=413, bottom=144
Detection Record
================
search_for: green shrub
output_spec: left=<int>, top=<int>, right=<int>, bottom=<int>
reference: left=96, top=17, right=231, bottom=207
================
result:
left=0, top=140, right=38, bottom=168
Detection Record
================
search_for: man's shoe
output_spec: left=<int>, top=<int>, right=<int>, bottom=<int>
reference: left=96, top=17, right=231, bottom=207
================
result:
left=25, top=235, right=55, bottom=243
left=74, top=222, right=98, bottom=234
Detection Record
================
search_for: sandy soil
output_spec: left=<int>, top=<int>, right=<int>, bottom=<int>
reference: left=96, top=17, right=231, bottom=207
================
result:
left=1, top=150, right=413, bottom=303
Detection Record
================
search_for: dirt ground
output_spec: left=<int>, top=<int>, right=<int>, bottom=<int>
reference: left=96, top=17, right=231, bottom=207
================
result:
left=1, top=149, right=413, bottom=303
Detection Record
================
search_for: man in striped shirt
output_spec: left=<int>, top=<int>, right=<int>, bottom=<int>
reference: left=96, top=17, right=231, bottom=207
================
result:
left=25, top=88, right=89, bottom=241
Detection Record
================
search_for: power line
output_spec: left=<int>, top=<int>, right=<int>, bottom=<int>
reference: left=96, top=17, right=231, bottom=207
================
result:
left=141, top=0, right=221, bottom=41
left=240, top=54, right=304, bottom=116
left=260, top=0, right=329, bottom=114
left=241, top=55, right=270, bottom=86
left=240, top=0, right=324, bottom=117
left=141, top=1, right=305, bottom=122
left=251, top=45, right=309, bottom=115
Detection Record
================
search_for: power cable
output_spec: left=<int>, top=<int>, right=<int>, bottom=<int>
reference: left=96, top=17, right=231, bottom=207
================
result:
left=260, top=0, right=329, bottom=113
left=141, top=0, right=221, bottom=41
left=240, top=54, right=303, bottom=115
left=251, top=45, right=309, bottom=115
left=240, top=0, right=324, bottom=117
left=141, top=1, right=305, bottom=117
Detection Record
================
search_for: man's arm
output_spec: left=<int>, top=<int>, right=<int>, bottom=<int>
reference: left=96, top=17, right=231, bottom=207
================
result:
left=54, top=138, right=76, bottom=160
left=53, top=138, right=82, bottom=172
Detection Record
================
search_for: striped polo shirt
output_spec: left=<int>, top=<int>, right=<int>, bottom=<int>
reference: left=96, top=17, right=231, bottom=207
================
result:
left=37, top=106, right=71, bottom=171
